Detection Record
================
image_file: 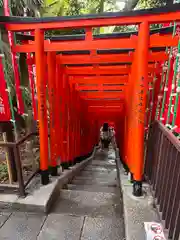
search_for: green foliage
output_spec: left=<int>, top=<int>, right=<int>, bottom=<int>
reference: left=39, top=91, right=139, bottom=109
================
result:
left=113, top=25, right=137, bottom=33
left=0, top=163, right=8, bottom=182
left=123, top=0, right=170, bottom=11
left=136, top=0, right=166, bottom=9
left=65, top=0, right=83, bottom=15
left=41, top=0, right=172, bottom=35
left=4, top=55, right=16, bottom=97
left=40, top=0, right=84, bottom=17
left=41, top=0, right=121, bottom=18
left=40, top=0, right=66, bottom=17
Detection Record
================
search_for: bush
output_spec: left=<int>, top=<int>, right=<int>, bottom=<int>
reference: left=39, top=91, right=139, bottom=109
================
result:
left=0, top=163, right=8, bottom=182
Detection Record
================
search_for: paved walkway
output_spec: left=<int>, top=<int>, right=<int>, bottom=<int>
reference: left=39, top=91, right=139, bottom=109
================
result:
left=0, top=150, right=125, bottom=240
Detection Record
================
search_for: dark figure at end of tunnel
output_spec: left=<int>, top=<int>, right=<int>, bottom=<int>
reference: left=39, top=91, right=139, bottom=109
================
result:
left=99, top=122, right=117, bottom=151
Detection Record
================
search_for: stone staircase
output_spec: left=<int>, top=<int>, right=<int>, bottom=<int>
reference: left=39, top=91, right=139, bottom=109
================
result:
left=47, top=150, right=125, bottom=239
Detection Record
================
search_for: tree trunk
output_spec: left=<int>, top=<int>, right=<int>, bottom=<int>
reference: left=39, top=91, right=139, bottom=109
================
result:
left=166, top=0, right=174, bottom=5
left=113, top=0, right=139, bottom=32
left=123, top=0, right=139, bottom=11
left=96, top=0, right=105, bottom=34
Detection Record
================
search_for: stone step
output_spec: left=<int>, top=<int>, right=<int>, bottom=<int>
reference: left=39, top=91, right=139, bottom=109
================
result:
left=91, top=160, right=116, bottom=167
left=78, top=170, right=117, bottom=178
left=83, top=166, right=115, bottom=172
left=67, top=184, right=120, bottom=194
left=71, top=179, right=117, bottom=187
left=74, top=173, right=117, bottom=180
left=52, top=189, right=123, bottom=218
left=88, top=162, right=116, bottom=167
left=0, top=150, right=125, bottom=240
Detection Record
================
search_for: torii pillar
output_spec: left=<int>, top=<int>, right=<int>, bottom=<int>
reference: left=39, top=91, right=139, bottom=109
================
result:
left=35, top=29, right=49, bottom=184
left=133, top=21, right=149, bottom=196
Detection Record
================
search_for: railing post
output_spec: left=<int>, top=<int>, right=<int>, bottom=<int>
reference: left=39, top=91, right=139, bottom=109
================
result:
left=13, top=145, right=25, bottom=197
left=35, top=29, right=49, bottom=185
left=133, top=21, right=149, bottom=196
left=0, top=122, right=17, bottom=182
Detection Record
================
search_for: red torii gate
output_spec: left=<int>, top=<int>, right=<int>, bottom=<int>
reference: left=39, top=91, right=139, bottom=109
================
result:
left=1, top=3, right=180, bottom=197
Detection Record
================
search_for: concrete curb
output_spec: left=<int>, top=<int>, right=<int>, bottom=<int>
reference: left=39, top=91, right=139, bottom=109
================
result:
left=115, top=149, right=160, bottom=240
left=0, top=147, right=97, bottom=213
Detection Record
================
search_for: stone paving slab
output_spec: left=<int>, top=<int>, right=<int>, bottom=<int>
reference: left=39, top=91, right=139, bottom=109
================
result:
left=0, top=212, right=45, bottom=240
left=52, top=189, right=123, bottom=218
left=81, top=216, right=125, bottom=240
left=123, top=191, right=160, bottom=240
left=38, top=214, right=84, bottom=240
left=0, top=212, right=11, bottom=228
left=116, top=155, right=160, bottom=240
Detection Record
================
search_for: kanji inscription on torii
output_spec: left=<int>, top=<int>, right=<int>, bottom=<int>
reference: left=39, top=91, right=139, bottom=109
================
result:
left=137, top=76, right=145, bottom=125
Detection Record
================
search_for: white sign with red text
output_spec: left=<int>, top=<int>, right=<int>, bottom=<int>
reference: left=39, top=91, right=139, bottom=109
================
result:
left=144, top=222, right=166, bottom=240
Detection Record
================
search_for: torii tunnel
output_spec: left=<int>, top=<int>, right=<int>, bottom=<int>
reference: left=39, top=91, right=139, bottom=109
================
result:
left=2, top=3, right=180, bottom=196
